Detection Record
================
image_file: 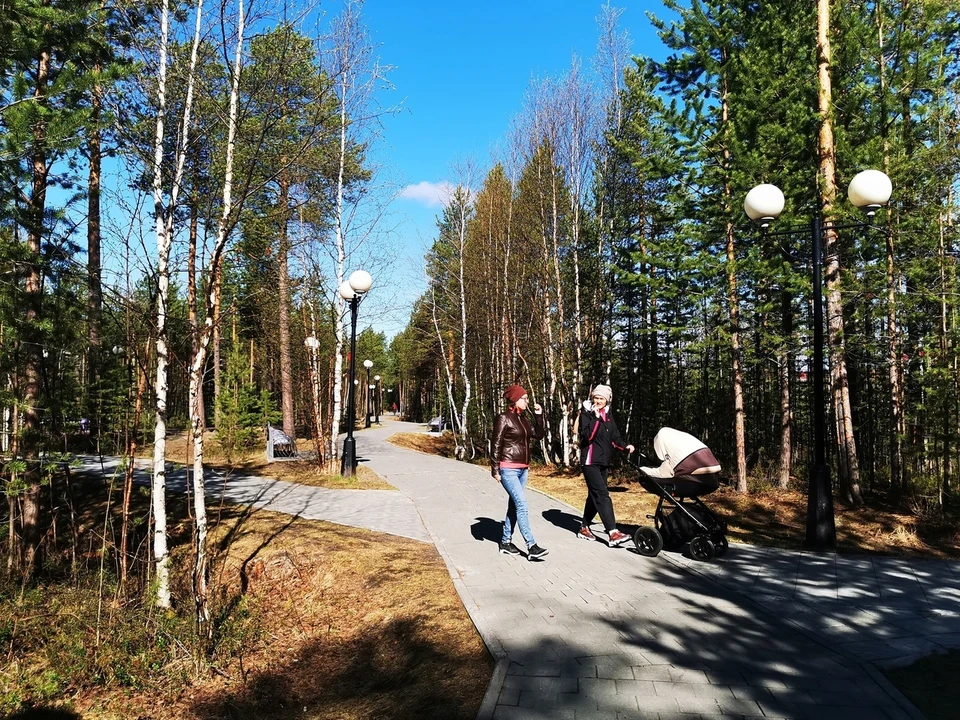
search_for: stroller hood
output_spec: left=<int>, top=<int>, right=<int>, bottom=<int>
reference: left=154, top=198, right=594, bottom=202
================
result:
left=642, top=427, right=721, bottom=478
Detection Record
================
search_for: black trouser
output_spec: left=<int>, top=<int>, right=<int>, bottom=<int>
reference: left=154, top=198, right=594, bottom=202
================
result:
left=582, top=464, right=617, bottom=532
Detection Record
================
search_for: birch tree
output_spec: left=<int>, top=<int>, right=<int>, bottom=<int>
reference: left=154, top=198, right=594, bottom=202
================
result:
left=322, top=0, right=389, bottom=470
left=188, top=0, right=244, bottom=635
left=452, top=178, right=475, bottom=454
left=150, top=0, right=204, bottom=609
left=557, top=60, right=594, bottom=463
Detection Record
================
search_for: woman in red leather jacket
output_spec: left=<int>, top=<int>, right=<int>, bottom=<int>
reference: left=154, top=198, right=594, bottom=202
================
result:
left=490, top=384, right=549, bottom=560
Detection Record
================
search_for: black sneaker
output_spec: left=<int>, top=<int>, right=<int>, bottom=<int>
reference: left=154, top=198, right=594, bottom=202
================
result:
left=527, top=544, right=549, bottom=561
left=499, top=542, right=521, bottom=556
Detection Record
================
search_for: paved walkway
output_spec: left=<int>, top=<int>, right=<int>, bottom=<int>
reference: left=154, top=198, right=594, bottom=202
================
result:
left=74, top=453, right=430, bottom=543
left=79, top=424, right=960, bottom=719
left=354, top=422, right=960, bottom=720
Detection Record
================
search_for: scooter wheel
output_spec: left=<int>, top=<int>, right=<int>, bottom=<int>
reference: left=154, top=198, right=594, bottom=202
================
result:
left=714, top=535, right=729, bottom=557
left=633, top=527, right=663, bottom=557
left=689, top=535, right=715, bottom=561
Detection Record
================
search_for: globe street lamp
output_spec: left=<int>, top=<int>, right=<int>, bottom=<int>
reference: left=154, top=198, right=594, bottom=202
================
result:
left=363, top=359, right=373, bottom=428
left=744, top=170, right=891, bottom=550
left=373, top=375, right=381, bottom=424
left=339, top=270, right=373, bottom=477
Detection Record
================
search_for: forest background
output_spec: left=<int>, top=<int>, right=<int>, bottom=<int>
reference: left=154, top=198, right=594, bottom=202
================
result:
left=1, top=0, right=959, bottom=713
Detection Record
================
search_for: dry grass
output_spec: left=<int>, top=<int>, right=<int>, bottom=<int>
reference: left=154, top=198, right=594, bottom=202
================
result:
left=388, top=432, right=960, bottom=559
left=185, top=510, right=492, bottom=720
left=387, top=431, right=460, bottom=459
left=15, top=506, right=490, bottom=720
left=141, top=431, right=395, bottom=491
left=4, top=429, right=489, bottom=719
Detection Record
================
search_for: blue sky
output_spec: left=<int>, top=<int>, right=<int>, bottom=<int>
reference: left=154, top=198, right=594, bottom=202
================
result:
left=355, top=0, right=673, bottom=337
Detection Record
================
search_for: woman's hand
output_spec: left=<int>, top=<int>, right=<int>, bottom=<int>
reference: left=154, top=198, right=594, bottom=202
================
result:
left=533, top=403, right=543, bottom=415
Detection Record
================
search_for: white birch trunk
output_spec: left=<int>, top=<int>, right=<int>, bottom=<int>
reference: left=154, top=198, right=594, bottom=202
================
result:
left=326, top=5, right=357, bottom=470
left=149, top=0, right=173, bottom=610
left=431, top=288, right=459, bottom=435
left=455, top=187, right=472, bottom=454
left=189, top=0, right=242, bottom=635
left=561, top=62, right=593, bottom=465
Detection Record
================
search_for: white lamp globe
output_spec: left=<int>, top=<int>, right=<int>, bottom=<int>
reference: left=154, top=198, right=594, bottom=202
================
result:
left=847, top=170, right=892, bottom=212
left=363, top=359, right=373, bottom=369
left=744, top=184, right=785, bottom=223
left=348, top=270, right=373, bottom=293
left=338, top=281, right=355, bottom=300
left=374, top=375, right=380, bottom=381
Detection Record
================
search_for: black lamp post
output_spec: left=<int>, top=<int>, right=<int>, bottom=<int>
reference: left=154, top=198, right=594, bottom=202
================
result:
left=373, top=375, right=381, bottom=424
left=363, top=360, right=373, bottom=428
left=745, top=170, right=892, bottom=550
left=339, top=270, right=373, bottom=477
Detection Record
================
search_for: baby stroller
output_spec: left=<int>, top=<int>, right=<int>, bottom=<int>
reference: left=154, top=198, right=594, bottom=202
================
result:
left=632, top=427, right=728, bottom=561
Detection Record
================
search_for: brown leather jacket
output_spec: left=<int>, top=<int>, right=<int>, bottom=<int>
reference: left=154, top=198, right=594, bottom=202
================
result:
left=491, top=410, right=545, bottom=476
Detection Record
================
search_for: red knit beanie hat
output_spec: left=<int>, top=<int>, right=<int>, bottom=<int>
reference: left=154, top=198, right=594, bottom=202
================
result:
left=503, top=384, right=527, bottom=404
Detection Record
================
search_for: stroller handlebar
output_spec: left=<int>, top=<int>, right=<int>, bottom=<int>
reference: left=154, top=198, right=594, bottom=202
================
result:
left=624, top=453, right=654, bottom=468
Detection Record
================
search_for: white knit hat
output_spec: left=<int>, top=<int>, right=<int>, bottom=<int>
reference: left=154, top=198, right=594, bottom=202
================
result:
left=591, top=384, right=613, bottom=403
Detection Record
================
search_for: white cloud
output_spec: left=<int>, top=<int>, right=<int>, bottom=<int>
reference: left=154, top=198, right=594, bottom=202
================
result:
left=397, top=180, right=455, bottom=208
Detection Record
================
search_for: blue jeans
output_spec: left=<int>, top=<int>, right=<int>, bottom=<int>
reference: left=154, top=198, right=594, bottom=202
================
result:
left=500, top=467, right=535, bottom=546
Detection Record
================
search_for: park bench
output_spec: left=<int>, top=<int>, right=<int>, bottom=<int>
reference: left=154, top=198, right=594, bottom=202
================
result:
left=266, top=423, right=299, bottom=461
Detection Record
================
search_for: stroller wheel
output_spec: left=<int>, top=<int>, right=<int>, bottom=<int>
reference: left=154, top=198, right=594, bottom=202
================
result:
left=689, top=535, right=715, bottom=561
left=633, top=527, right=663, bottom=557
left=714, top=535, right=729, bottom=557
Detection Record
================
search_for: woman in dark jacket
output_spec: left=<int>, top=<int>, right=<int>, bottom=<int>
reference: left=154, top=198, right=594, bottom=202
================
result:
left=577, top=383, right=634, bottom=547
left=491, top=384, right=549, bottom=560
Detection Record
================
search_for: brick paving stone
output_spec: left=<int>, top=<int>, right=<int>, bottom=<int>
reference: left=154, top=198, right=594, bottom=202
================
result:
left=631, top=666, right=674, bottom=682
left=498, top=687, right=520, bottom=706
left=571, top=710, right=619, bottom=720
left=613, top=679, right=656, bottom=697
left=675, top=696, right=722, bottom=714
left=595, top=693, right=642, bottom=713
left=579, top=678, right=618, bottom=697
left=597, top=663, right=635, bottom=680
left=517, top=690, right=559, bottom=708
left=509, top=660, right=562, bottom=677
left=611, top=709, right=660, bottom=720
left=715, top=696, right=764, bottom=716
left=689, top=683, right=735, bottom=700
left=632, top=696, right=681, bottom=714
left=701, top=670, right=747, bottom=686
left=563, top=660, right=599, bottom=678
